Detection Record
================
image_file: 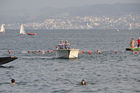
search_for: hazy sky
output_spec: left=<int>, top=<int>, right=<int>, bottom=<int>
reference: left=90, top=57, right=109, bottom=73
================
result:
left=1, top=0, right=140, bottom=10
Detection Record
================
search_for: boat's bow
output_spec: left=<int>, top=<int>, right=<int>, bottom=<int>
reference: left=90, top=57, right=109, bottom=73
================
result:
left=0, top=56, right=18, bottom=65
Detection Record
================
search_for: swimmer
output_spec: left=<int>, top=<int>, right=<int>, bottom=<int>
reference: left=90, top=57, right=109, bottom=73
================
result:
left=81, top=79, right=86, bottom=85
left=11, top=79, right=16, bottom=85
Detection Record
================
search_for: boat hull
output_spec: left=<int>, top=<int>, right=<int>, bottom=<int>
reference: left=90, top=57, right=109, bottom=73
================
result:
left=0, top=56, right=18, bottom=65
left=27, top=33, right=37, bottom=35
left=126, top=47, right=140, bottom=51
left=55, top=49, right=79, bottom=59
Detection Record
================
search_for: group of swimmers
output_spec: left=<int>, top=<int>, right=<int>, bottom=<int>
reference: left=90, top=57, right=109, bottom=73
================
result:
left=57, top=40, right=70, bottom=49
left=130, top=37, right=140, bottom=48
left=10, top=78, right=87, bottom=86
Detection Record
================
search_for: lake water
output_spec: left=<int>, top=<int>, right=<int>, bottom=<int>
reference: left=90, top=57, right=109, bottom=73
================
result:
left=0, top=29, right=140, bottom=93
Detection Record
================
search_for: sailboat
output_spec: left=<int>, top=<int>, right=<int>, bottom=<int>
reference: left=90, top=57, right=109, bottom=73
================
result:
left=0, top=24, right=5, bottom=33
left=20, top=24, right=26, bottom=34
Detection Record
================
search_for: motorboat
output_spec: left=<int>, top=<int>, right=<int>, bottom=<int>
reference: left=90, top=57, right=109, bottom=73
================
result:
left=55, top=49, right=79, bottom=59
left=0, top=56, right=18, bottom=65
left=27, top=33, right=37, bottom=36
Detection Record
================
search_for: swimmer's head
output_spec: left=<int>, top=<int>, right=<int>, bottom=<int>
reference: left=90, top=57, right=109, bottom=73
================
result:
left=11, top=79, right=16, bottom=85
left=81, top=79, right=86, bottom=85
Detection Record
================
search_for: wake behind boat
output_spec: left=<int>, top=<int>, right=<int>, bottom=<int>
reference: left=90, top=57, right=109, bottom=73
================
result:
left=0, top=56, right=18, bottom=65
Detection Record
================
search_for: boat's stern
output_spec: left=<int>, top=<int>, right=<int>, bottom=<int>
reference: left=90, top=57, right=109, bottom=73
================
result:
left=55, top=49, right=79, bottom=59
left=69, top=49, right=79, bottom=58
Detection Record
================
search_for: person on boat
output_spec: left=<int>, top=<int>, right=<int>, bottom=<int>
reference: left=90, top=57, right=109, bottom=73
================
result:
left=64, top=40, right=70, bottom=49
left=11, top=79, right=16, bottom=85
left=57, top=40, right=64, bottom=49
left=137, top=37, right=140, bottom=47
left=130, top=38, right=135, bottom=48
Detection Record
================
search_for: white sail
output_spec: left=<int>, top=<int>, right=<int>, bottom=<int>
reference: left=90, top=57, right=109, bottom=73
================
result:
left=0, top=24, right=5, bottom=33
left=129, top=23, right=132, bottom=31
left=20, top=24, right=26, bottom=34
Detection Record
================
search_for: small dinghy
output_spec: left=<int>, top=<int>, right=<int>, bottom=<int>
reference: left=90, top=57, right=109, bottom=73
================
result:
left=0, top=56, right=18, bottom=65
left=126, top=47, right=140, bottom=51
left=55, top=49, right=79, bottom=59
left=27, top=33, right=37, bottom=36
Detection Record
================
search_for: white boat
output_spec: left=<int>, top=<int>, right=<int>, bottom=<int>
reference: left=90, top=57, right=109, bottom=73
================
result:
left=55, top=49, right=79, bottom=59
left=0, top=24, right=5, bottom=33
left=20, top=24, right=26, bottom=34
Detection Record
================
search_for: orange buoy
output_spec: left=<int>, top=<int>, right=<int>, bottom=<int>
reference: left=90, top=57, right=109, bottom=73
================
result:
left=47, top=50, right=50, bottom=53
left=28, top=51, right=30, bottom=54
left=88, top=51, right=92, bottom=55
left=8, top=50, right=11, bottom=54
left=32, top=51, right=36, bottom=54
left=135, top=52, right=138, bottom=55
left=8, top=52, right=11, bottom=54
left=97, top=50, right=101, bottom=54
left=81, top=51, right=84, bottom=54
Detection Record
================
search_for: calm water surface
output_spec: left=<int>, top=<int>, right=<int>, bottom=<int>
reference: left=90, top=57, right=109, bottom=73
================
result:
left=0, top=29, right=140, bottom=93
